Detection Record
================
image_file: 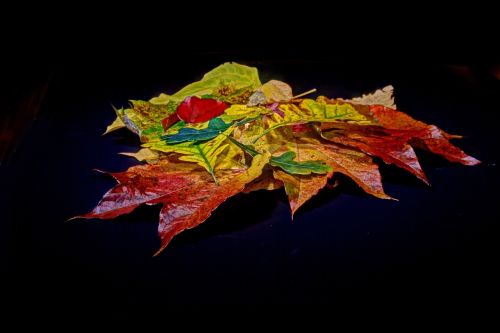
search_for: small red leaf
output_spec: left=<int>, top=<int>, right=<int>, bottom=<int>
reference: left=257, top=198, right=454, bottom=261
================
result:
left=176, top=96, right=229, bottom=123
left=162, top=113, right=180, bottom=130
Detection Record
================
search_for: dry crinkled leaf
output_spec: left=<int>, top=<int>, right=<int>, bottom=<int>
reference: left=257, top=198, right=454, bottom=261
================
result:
left=248, top=80, right=293, bottom=106
left=344, top=85, right=396, bottom=109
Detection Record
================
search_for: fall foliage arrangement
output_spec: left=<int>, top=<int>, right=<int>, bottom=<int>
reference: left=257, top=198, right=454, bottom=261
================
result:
left=75, top=63, right=479, bottom=255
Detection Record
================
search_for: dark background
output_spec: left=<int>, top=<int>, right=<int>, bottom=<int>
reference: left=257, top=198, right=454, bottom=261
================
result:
left=1, top=53, right=499, bottom=314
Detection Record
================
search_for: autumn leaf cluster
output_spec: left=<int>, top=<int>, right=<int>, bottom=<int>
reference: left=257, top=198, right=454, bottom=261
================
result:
left=77, top=63, right=479, bottom=255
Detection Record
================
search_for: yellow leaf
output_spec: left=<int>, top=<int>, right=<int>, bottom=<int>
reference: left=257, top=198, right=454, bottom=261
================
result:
left=144, top=129, right=233, bottom=183
left=215, top=140, right=246, bottom=170
left=299, top=99, right=371, bottom=123
left=103, top=116, right=126, bottom=135
left=261, top=80, right=293, bottom=103
left=220, top=104, right=271, bottom=123
left=119, top=148, right=160, bottom=162
left=149, top=93, right=175, bottom=105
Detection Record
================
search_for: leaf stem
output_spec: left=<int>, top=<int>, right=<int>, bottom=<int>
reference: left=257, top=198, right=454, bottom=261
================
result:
left=291, top=88, right=317, bottom=100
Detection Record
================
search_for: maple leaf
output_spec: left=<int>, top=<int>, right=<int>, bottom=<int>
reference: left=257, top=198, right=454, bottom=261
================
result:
left=318, top=124, right=429, bottom=184
left=77, top=153, right=270, bottom=255
left=302, top=137, right=393, bottom=200
left=273, top=169, right=330, bottom=216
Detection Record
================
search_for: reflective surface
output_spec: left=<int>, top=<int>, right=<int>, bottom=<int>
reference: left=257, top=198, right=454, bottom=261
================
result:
left=1, top=58, right=499, bottom=311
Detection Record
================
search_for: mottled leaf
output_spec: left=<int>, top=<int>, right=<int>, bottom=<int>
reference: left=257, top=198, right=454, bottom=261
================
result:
left=344, top=85, right=396, bottom=109
left=156, top=153, right=270, bottom=254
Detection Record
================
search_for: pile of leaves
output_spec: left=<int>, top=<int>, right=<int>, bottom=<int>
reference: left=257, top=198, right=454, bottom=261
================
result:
left=76, top=62, right=479, bottom=255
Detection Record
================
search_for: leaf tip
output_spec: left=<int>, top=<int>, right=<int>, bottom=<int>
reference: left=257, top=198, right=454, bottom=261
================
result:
left=463, top=156, right=481, bottom=166
left=66, top=215, right=82, bottom=222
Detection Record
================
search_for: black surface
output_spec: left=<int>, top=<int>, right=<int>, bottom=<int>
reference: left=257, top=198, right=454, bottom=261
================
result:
left=1, top=58, right=499, bottom=313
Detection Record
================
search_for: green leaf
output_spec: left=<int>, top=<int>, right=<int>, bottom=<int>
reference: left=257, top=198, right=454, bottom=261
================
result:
left=270, top=151, right=332, bottom=175
left=162, top=118, right=232, bottom=144
left=171, top=62, right=261, bottom=102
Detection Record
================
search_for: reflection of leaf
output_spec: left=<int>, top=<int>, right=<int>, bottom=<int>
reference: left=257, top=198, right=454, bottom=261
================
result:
left=162, top=118, right=231, bottom=144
